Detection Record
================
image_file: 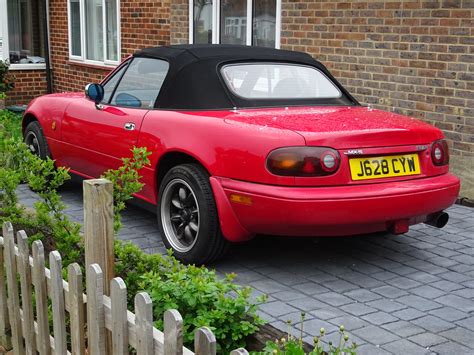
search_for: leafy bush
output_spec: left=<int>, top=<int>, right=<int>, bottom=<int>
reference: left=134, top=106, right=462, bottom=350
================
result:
left=0, top=60, right=15, bottom=94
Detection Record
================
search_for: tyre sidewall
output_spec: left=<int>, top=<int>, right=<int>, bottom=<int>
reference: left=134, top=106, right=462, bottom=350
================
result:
left=158, top=164, right=220, bottom=264
left=24, top=121, right=50, bottom=159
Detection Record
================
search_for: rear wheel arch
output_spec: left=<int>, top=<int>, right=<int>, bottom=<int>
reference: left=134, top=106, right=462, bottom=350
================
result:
left=156, top=151, right=212, bottom=188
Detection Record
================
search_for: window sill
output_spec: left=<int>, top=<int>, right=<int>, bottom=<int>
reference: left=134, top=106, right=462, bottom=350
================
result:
left=68, top=59, right=118, bottom=71
left=10, top=64, right=47, bottom=71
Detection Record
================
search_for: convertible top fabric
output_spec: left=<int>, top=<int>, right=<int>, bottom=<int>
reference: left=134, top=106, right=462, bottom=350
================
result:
left=133, top=44, right=358, bottom=110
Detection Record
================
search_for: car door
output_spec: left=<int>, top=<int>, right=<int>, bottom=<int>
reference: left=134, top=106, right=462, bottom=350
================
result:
left=59, top=57, right=169, bottom=177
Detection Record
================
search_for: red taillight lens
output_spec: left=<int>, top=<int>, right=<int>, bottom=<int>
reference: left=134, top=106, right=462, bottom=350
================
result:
left=431, top=139, right=449, bottom=166
left=267, top=147, right=340, bottom=176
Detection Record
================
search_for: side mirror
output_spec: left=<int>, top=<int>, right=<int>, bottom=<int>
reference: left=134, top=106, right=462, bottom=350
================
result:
left=85, top=83, right=104, bottom=104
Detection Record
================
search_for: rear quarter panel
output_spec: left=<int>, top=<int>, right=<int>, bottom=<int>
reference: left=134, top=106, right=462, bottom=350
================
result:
left=137, top=110, right=305, bottom=204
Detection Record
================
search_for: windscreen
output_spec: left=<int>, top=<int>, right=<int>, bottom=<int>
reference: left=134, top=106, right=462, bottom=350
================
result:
left=221, top=63, right=342, bottom=100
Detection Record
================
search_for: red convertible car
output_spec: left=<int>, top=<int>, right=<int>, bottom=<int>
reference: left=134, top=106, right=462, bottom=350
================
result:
left=23, top=45, right=460, bottom=263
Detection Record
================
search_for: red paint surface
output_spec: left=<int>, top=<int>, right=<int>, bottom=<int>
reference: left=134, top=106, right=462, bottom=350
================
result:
left=25, top=92, right=460, bottom=241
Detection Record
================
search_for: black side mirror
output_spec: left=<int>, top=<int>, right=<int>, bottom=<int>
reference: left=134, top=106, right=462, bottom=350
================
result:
left=85, top=83, right=104, bottom=104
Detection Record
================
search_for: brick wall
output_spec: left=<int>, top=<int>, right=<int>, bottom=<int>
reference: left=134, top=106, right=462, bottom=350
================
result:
left=6, top=70, right=48, bottom=106
left=48, top=0, right=171, bottom=94
left=280, top=0, right=474, bottom=198
left=171, top=0, right=189, bottom=45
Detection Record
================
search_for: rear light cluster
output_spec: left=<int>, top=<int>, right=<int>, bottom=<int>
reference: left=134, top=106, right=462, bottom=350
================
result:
left=431, top=139, right=449, bottom=166
left=267, top=147, right=341, bottom=177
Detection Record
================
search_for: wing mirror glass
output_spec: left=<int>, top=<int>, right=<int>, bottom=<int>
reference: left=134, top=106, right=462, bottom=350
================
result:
left=85, top=83, right=105, bottom=104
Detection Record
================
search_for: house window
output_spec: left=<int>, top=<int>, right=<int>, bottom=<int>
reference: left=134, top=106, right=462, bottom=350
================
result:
left=0, top=0, right=47, bottom=68
left=68, top=0, right=120, bottom=65
left=190, top=0, right=280, bottom=48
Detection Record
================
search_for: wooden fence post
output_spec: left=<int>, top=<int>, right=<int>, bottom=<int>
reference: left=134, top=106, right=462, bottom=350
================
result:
left=17, top=230, right=36, bottom=355
left=194, top=327, right=216, bottom=355
left=3, top=222, right=24, bottom=355
left=164, top=309, right=183, bottom=355
left=83, top=179, right=115, bottom=295
left=135, top=292, right=153, bottom=355
left=111, top=277, right=128, bottom=355
left=32, top=240, right=51, bottom=355
left=0, top=233, right=10, bottom=350
left=68, top=263, right=85, bottom=355
left=84, top=179, right=114, bottom=354
left=86, top=264, right=106, bottom=355
left=50, top=251, right=67, bottom=355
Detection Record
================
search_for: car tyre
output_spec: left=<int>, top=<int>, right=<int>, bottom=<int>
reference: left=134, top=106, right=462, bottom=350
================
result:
left=157, top=163, right=229, bottom=264
left=24, top=121, right=51, bottom=159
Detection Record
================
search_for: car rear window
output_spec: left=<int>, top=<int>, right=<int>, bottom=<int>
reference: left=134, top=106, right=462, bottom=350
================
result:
left=221, top=63, right=342, bottom=100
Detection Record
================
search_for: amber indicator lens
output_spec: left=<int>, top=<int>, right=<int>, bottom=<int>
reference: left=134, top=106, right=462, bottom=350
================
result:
left=267, top=147, right=340, bottom=177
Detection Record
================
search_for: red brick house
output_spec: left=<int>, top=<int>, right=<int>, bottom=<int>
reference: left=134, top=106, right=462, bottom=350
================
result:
left=1, top=0, right=472, bottom=198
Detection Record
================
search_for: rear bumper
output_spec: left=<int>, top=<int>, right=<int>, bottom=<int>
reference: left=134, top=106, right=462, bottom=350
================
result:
left=210, top=174, right=460, bottom=241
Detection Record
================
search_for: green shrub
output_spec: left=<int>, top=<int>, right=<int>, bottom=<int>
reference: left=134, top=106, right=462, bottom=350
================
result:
left=0, top=60, right=15, bottom=94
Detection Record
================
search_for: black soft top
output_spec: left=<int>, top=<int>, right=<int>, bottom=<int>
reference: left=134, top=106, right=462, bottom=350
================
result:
left=133, top=44, right=358, bottom=110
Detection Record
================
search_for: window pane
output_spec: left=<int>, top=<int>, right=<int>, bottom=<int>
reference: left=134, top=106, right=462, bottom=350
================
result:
left=111, top=58, right=169, bottom=108
left=221, top=63, right=341, bottom=99
left=70, top=0, right=81, bottom=56
left=193, top=0, right=213, bottom=44
left=85, top=0, right=103, bottom=61
left=7, top=0, right=46, bottom=64
left=220, top=0, right=246, bottom=45
left=105, top=0, right=118, bottom=61
left=253, top=0, right=276, bottom=48
left=102, top=62, right=128, bottom=103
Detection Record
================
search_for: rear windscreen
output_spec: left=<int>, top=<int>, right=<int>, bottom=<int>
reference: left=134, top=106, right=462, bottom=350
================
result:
left=221, top=63, right=342, bottom=100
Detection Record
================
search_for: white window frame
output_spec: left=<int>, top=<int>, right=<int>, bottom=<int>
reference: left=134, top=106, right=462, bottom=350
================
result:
left=0, top=0, right=48, bottom=70
left=189, top=0, right=281, bottom=49
left=68, top=0, right=121, bottom=67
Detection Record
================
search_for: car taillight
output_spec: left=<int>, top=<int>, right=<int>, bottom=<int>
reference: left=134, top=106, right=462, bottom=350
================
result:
left=267, top=147, right=340, bottom=176
left=431, top=139, right=449, bottom=166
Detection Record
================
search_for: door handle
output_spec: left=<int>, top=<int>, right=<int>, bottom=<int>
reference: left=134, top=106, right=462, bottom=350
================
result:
left=124, top=122, right=136, bottom=131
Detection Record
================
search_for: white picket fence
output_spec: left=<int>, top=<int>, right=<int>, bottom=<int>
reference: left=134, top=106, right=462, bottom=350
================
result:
left=0, top=221, right=249, bottom=354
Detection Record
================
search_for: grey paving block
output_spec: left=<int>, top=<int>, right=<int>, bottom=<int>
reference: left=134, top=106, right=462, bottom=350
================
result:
left=353, top=325, right=400, bottom=345
left=323, top=279, right=359, bottom=293
left=272, top=290, right=309, bottom=302
left=344, top=288, right=382, bottom=303
left=429, top=307, right=469, bottom=322
left=290, top=297, right=328, bottom=312
left=372, top=285, right=409, bottom=298
left=431, top=280, right=465, bottom=292
left=328, top=314, right=369, bottom=331
left=382, top=320, right=426, bottom=338
left=355, top=344, right=392, bottom=355
left=250, top=279, right=291, bottom=294
left=435, top=294, right=474, bottom=312
left=439, top=327, right=474, bottom=348
left=392, top=308, right=425, bottom=321
left=340, top=303, right=378, bottom=317
left=366, top=299, right=407, bottom=313
left=411, top=315, right=456, bottom=333
left=409, top=332, right=448, bottom=348
left=430, top=341, right=473, bottom=355
left=382, top=338, right=430, bottom=354
left=315, top=292, right=353, bottom=307
left=293, top=282, right=331, bottom=295
left=455, top=316, right=474, bottom=330
left=361, top=311, right=399, bottom=326
left=259, top=301, right=298, bottom=317
left=410, top=285, right=446, bottom=299
left=397, top=295, right=442, bottom=312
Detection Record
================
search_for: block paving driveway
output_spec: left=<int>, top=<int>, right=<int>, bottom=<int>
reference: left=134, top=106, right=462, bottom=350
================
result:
left=17, top=182, right=474, bottom=354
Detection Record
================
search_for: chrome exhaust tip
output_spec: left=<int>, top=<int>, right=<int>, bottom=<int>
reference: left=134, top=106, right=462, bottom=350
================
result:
left=424, top=211, right=449, bottom=229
